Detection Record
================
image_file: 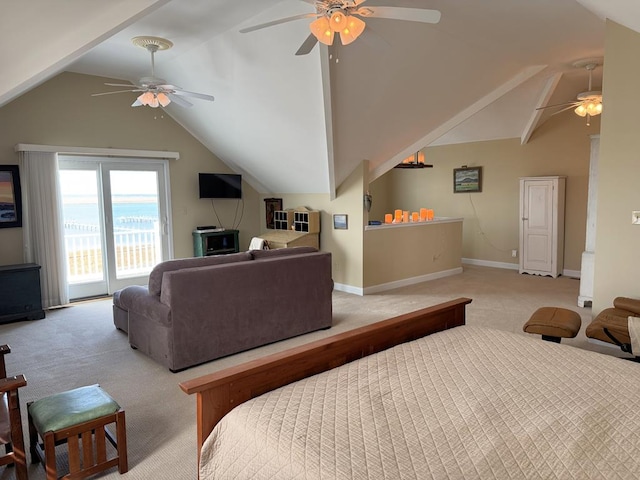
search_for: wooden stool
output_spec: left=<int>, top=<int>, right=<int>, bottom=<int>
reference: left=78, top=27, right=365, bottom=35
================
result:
left=523, top=307, right=582, bottom=343
left=27, top=385, right=127, bottom=480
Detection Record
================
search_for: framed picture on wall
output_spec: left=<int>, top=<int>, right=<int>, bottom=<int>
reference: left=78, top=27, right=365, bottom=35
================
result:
left=0, top=165, right=22, bottom=228
left=333, top=214, right=348, bottom=230
left=264, top=197, right=282, bottom=229
left=453, top=166, right=482, bottom=193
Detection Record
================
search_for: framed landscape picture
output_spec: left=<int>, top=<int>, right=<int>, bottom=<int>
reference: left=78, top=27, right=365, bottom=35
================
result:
left=0, top=165, right=22, bottom=228
left=453, top=166, right=482, bottom=193
left=333, top=214, right=348, bottom=230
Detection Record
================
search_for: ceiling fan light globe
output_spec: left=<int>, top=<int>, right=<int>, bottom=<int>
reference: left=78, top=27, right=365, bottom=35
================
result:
left=148, top=94, right=160, bottom=108
left=329, top=11, right=346, bottom=32
left=310, top=17, right=334, bottom=45
left=157, top=92, right=171, bottom=107
left=339, top=15, right=366, bottom=45
left=137, top=91, right=154, bottom=106
left=574, top=104, right=587, bottom=117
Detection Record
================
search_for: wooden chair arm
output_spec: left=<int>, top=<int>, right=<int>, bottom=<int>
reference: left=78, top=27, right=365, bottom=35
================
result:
left=0, top=345, right=9, bottom=379
left=0, top=374, right=26, bottom=393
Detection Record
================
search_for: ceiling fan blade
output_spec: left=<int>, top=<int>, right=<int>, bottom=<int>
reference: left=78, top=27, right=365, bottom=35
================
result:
left=550, top=104, right=582, bottom=116
left=536, top=100, right=580, bottom=111
left=92, top=89, right=142, bottom=97
left=358, top=7, right=441, bottom=24
left=240, top=12, right=317, bottom=34
left=167, top=93, right=193, bottom=108
left=171, top=89, right=215, bottom=102
left=295, top=34, right=318, bottom=56
left=104, top=83, right=139, bottom=88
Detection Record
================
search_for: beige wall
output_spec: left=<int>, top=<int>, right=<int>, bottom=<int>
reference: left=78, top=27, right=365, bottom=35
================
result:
left=260, top=161, right=367, bottom=289
left=0, top=72, right=261, bottom=266
left=364, top=221, right=462, bottom=289
left=370, top=113, right=600, bottom=271
left=593, top=21, right=640, bottom=313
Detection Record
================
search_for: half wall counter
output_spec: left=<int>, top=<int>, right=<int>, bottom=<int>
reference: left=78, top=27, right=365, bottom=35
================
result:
left=363, top=217, right=463, bottom=294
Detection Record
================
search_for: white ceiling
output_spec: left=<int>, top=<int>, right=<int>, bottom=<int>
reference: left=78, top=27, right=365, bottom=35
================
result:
left=2, top=0, right=633, bottom=195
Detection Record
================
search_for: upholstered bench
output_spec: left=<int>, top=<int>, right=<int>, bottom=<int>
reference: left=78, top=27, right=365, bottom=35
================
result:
left=27, top=384, right=128, bottom=480
left=523, top=307, right=582, bottom=343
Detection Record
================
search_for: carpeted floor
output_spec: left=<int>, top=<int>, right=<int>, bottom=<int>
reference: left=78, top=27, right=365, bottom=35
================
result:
left=0, top=265, right=622, bottom=479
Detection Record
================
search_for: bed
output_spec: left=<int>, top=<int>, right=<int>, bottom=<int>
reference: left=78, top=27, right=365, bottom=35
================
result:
left=180, top=298, right=640, bottom=479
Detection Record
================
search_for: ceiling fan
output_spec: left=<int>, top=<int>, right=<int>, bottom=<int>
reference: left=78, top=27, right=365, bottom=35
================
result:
left=538, top=59, right=603, bottom=126
left=92, top=36, right=215, bottom=108
left=240, top=0, right=442, bottom=55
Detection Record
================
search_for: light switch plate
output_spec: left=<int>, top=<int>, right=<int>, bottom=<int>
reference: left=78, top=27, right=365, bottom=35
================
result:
left=633, top=211, right=640, bottom=224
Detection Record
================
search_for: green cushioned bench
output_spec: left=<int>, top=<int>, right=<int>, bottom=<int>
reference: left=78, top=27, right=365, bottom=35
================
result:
left=27, top=384, right=128, bottom=480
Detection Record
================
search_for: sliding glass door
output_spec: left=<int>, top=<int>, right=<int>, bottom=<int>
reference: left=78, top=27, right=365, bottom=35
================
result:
left=59, top=157, right=171, bottom=299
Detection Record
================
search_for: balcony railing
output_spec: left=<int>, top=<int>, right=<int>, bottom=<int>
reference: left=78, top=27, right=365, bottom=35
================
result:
left=65, top=229, right=160, bottom=283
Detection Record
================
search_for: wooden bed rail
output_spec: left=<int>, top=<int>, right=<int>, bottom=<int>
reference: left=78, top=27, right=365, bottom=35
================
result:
left=180, top=297, right=471, bottom=459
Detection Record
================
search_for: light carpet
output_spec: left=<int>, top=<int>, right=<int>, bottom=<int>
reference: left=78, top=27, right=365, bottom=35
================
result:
left=0, top=265, right=621, bottom=479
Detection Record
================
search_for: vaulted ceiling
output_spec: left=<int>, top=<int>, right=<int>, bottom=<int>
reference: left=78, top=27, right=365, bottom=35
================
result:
left=2, top=1, right=638, bottom=196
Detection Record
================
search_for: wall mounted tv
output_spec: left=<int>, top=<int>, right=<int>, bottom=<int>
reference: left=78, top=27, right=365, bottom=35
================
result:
left=198, top=173, right=242, bottom=199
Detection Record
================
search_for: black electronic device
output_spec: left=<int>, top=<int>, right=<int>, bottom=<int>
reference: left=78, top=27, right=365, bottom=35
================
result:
left=198, top=173, right=242, bottom=199
left=196, top=225, right=217, bottom=230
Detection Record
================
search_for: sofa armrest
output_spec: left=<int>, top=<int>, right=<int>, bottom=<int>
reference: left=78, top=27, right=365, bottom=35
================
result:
left=613, top=297, right=640, bottom=316
left=117, top=285, right=152, bottom=310
left=119, top=285, right=171, bottom=326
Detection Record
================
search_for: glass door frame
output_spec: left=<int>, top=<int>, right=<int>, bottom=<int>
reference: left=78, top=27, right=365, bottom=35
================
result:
left=59, top=155, right=173, bottom=299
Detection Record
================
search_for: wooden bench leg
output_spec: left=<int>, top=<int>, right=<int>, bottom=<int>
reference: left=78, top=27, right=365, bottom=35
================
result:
left=116, top=410, right=128, bottom=473
left=43, top=431, right=57, bottom=480
left=27, top=404, right=40, bottom=464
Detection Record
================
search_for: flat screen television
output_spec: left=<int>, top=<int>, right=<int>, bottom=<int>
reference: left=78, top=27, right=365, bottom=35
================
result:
left=198, top=173, right=242, bottom=199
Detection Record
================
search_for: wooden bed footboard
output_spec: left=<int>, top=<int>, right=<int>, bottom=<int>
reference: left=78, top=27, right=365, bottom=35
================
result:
left=179, top=297, right=472, bottom=462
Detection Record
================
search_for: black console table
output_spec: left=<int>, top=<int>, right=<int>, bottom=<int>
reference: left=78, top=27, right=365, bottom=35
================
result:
left=0, top=263, right=45, bottom=323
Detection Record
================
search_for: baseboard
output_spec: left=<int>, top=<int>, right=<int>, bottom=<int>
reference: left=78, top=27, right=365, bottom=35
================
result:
left=461, top=258, right=581, bottom=279
left=336, top=261, right=580, bottom=296
left=361, top=267, right=464, bottom=295
left=563, top=269, right=581, bottom=279
left=462, top=258, right=518, bottom=270
left=333, top=283, right=364, bottom=296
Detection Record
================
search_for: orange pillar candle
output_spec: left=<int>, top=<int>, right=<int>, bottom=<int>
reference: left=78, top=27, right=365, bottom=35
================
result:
left=403, top=211, right=409, bottom=223
left=420, top=208, right=428, bottom=221
left=384, top=213, right=393, bottom=224
left=427, top=209, right=434, bottom=220
left=412, top=212, right=419, bottom=222
left=394, top=209, right=402, bottom=222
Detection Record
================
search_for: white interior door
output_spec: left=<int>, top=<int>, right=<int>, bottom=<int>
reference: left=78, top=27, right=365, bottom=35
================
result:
left=59, top=156, right=172, bottom=299
left=521, top=180, right=553, bottom=273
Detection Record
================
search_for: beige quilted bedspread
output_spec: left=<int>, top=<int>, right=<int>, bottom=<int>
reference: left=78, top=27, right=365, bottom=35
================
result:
left=200, top=326, right=640, bottom=479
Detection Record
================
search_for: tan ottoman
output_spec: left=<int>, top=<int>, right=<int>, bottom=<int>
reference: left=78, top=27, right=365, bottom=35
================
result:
left=523, top=307, right=582, bottom=343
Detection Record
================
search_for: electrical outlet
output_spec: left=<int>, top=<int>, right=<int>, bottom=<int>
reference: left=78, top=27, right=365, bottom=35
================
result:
left=633, top=211, right=640, bottom=225
left=511, top=249, right=518, bottom=258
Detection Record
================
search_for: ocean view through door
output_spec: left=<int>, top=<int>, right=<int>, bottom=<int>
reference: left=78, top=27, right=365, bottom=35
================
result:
left=59, top=157, right=171, bottom=299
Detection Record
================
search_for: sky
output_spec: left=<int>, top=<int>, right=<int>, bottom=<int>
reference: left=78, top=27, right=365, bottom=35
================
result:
left=59, top=170, right=158, bottom=196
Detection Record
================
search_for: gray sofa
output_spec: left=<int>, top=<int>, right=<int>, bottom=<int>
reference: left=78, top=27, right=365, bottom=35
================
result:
left=112, top=247, right=333, bottom=371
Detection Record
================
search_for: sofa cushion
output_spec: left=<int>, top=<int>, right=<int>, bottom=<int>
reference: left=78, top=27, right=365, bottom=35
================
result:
left=251, top=246, right=317, bottom=260
left=148, top=252, right=252, bottom=296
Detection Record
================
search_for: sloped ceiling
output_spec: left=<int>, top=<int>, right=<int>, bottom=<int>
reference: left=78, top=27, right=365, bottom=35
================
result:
left=2, top=0, right=630, bottom=195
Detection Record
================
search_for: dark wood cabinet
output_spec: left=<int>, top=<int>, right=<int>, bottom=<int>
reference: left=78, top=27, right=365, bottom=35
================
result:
left=193, top=229, right=239, bottom=257
left=0, top=263, right=45, bottom=323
